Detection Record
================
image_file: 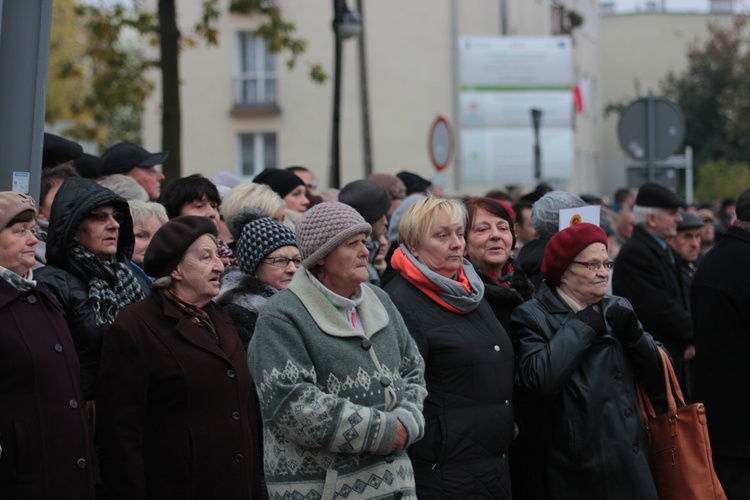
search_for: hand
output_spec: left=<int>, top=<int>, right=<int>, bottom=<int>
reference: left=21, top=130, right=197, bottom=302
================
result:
left=606, top=305, right=641, bottom=345
left=392, top=420, right=409, bottom=453
left=684, top=344, right=696, bottom=361
left=573, top=305, right=606, bottom=336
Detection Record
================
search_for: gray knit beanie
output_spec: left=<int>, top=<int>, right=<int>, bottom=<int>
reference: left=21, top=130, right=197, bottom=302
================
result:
left=531, top=191, right=586, bottom=239
left=296, top=201, right=371, bottom=268
left=233, top=208, right=298, bottom=275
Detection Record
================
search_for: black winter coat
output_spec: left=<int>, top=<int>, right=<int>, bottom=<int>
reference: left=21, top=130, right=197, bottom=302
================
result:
left=474, top=263, right=534, bottom=332
left=510, top=283, right=662, bottom=500
left=0, top=279, right=98, bottom=499
left=35, top=177, right=142, bottom=400
left=515, top=238, right=548, bottom=289
left=384, top=274, right=515, bottom=499
left=691, top=226, right=750, bottom=459
left=612, top=226, right=693, bottom=385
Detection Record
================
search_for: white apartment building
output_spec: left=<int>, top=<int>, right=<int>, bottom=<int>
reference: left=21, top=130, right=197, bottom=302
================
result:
left=142, top=0, right=602, bottom=196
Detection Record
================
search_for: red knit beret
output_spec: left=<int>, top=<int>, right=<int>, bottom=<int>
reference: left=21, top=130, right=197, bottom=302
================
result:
left=541, top=222, right=608, bottom=285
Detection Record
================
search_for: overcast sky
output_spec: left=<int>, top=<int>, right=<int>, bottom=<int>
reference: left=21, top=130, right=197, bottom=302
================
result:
left=606, top=0, right=750, bottom=12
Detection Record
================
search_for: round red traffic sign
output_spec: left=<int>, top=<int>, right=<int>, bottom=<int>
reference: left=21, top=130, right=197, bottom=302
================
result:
left=428, top=116, right=454, bottom=171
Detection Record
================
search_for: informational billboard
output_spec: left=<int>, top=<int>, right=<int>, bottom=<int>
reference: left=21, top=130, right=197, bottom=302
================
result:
left=459, top=36, right=574, bottom=187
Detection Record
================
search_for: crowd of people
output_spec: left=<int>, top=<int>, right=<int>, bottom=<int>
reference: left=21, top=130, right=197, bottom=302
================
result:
left=2, top=132, right=749, bottom=499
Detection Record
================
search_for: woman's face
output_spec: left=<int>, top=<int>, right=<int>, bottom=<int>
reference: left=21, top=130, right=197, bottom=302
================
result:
left=180, top=196, right=220, bottom=227
left=318, top=233, right=370, bottom=297
left=132, top=216, right=165, bottom=268
left=284, top=186, right=309, bottom=213
left=465, top=207, right=514, bottom=275
left=0, top=220, right=38, bottom=276
left=410, top=209, right=465, bottom=279
left=255, top=245, right=301, bottom=291
left=559, top=242, right=610, bottom=306
left=171, top=235, right=225, bottom=307
left=76, top=205, right=120, bottom=260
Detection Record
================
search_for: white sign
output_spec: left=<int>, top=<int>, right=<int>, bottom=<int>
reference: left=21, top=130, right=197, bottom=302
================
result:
left=558, top=205, right=601, bottom=232
left=12, top=171, right=30, bottom=194
left=461, top=91, right=574, bottom=128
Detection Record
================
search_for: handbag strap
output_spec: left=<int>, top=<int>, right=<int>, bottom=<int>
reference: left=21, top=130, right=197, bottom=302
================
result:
left=637, top=347, right=687, bottom=423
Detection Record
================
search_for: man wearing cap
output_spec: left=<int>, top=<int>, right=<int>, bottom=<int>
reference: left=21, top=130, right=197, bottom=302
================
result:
left=612, top=183, right=693, bottom=391
left=691, top=188, right=750, bottom=497
left=338, top=179, right=391, bottom=287
left=668, top=211, right=704, bottom=309
left=42, top=132, right=83, bottom=169
left=100, top=142, right=168, bottom=201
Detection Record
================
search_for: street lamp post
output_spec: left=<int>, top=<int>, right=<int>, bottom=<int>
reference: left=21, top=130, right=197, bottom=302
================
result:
left=530, top=108, right=543, bottom=181
left=330, top=0, right=361, bottom=189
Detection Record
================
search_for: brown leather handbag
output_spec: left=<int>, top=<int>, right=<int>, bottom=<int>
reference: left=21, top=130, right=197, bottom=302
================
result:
left=637, top=347, right=726, bottom=500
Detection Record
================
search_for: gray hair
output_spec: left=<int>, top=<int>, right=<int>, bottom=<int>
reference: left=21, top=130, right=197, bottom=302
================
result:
left=633, top=205, right=663, bottom=226
left=128, top=199, right=168, bottom=227
left=97, top=174, right=149, bottom=201
left=531, top=191, right=586, bottom=239
left=151, top=275, right=172, bottom=289
left=221, top=182, right=285, bottom=227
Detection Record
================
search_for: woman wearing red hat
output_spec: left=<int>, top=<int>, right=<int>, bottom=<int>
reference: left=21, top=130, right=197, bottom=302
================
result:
left=509, top=222, right=664, bottom=499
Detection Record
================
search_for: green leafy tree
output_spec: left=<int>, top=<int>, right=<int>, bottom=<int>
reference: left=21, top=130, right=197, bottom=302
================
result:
left=693, top=159, right=750, bottom=203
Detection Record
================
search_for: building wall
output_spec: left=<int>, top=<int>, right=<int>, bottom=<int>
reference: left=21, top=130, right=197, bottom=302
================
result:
left=599, top=12, right=736, bottom=195
left=142, top=0, right=601, bottom=196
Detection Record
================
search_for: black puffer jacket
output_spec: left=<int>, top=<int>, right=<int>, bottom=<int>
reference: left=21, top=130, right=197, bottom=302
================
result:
left=35, top=177, right=139, bottom=400
left=509, top=282, right=662, bottom=499
left=515, top=238, right=548, bottom=289
left=216, top=268, right=277, bottom=350
left=384, top=273, right=515, bottom=499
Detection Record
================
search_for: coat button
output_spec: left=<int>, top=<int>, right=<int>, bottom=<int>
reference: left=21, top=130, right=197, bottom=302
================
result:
left=502, top=453, right=507, bottom=459
left=232, top=412, right=241, bottom=420
left=227, top=370, right=236, bottom=379
left=234, top=454, right=244, bottom=463
left=504, top=400, right=510, bottom=406
left=614, top=372, right=624, bottom=380
left=633, top=444, right=640, bottom=453
left=361, top=339, right=372, bottom=350
left=385, top=454, right=394, bottom=463
left=624, top=408, right=632, bottom=417
left=76, top=458, right=87, bottom=469
left=54, top=344, right=63, bottom=353
left=494, top=345, right=500, bottom=351
left=27, top=295, right=37, bottom=304
left=379, top=376, right=391, bottom=387
left=69, top=399, right=79, bottom=409
left=394, top=492, right=404, bottom=499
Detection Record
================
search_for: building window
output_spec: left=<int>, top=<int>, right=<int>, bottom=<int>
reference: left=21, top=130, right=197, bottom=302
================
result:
left=238, top=133, right=277, bottom=177
left=235, top=31, right=277, bottom=107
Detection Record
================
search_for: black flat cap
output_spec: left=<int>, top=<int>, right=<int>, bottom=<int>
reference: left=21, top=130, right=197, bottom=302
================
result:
left=42, top=133, right=83, bottom=168
left=100, top=142, right=169, bottom=176
left=338, top=179, right=390, bottom=224
left=74, top=153, right=102, bottom=179
left=635, top=183, right=686, bottom=209
left=396, top=171, right=432, bottom=196
left=676, top=211, right=704, bottom=231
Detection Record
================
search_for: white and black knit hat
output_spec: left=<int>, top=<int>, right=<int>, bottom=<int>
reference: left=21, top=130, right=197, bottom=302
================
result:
left=296, top=201, right=371, bottom=269
left=233, top=208, right=298, bottom=275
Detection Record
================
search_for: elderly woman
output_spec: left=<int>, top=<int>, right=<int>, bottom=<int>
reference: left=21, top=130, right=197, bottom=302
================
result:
left=464, top=197, right=534, bottom=330
left=127, top=199, right=168, bottom=283
left=221, top=182, right=286, bottom=228
left=217, top=208, right=300, bottom=349
left=0, top=192, right=97, bottom=499
left=248, top=201, right=427, bottom=500
left=96, top=216, right=262, bottom=499
left=36, top=176, right=146, bottom=401
left=383, top=196, right=515, bottom=498
left=509, top=222, right=663, bottom=499
left=253, top=168, right=309, bottom=230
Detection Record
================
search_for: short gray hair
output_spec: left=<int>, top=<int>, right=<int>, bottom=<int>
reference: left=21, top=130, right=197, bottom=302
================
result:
left=633, top=205, right=663, bottom=226
left=531, top=191, right=586, bottom=239
left=97, top=174, right=149, bottom=202
left=128, top=199, right=168, bottom=227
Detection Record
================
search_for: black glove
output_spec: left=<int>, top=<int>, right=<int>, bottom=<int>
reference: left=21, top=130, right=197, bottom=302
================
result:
left=573, top=305, right=606, bottom=337
left=606, top=305, right=641, bottom=345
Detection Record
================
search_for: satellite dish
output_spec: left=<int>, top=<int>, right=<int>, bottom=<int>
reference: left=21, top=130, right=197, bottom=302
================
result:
left=617, top=97, right=685, bottom=161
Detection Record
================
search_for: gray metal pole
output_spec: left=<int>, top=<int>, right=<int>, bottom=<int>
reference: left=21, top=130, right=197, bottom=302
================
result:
left=450, top=0, right=460, bottom=194
left=647, top=91, right=656, bottom=183
left=0, top=0, right=53, bottom=201
left=356, top=0, right=373, bottom=178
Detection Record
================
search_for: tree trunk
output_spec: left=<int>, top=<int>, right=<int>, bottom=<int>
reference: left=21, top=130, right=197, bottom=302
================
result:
left=159, top=0, right=181, bottom=182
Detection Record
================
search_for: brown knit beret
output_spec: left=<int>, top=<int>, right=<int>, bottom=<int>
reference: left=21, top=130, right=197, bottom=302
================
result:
left=542, top=222, right=608, bottom=285
left=296, top=201, right=371, bottom=268
left=144, top=216, right=218, bottom=278
left=0, top=192, right=37, bottom=230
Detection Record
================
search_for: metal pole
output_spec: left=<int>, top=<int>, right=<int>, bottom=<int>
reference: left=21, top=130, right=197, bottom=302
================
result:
left=685, top=145, right=693, bottom=204
left=450, top=0, right=460, bottom=194
left=356, top=0, right=373, bottom=178
left=330, top=0, right=344, bottom=189
left=531, top=108, right=542, bottom=181
left=500, top=0, right=509, bottom=35
left=647, top=90, right=656, bottom=183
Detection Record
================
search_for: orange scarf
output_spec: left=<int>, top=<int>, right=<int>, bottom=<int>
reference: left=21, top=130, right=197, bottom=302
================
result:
left=390, top=246, right=473, bottom=314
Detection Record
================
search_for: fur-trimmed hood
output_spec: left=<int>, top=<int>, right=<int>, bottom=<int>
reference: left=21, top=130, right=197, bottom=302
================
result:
left=216, top=268, right=277, bottom=315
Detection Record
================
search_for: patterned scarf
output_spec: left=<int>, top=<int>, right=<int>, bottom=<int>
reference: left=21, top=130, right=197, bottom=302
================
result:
left=390, top=244, right=485, bottom=314
left=162, top=288, right=219, bottom=345
left=69, top=243, right=146, bottom=326
left=486, top=262, right=515, bottom=288
left=0, top=265, right=36, bottom=291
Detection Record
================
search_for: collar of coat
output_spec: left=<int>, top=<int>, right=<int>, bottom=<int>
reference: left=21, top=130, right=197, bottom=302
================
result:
left=287, top=270, right=389, bottom=339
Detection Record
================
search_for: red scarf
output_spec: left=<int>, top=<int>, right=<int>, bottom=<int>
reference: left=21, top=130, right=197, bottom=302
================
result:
left=390, top=247, right=473, bottom=315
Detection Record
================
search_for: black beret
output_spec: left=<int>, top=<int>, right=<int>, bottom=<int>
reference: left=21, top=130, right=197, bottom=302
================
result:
left=676, top=211, right=704, bottom=231
left=635, top=183, right=686, bottom=209
left=253, top=168, right=305, bottom=199
left=100, top=142, right=169, bottom=176
left=42, top=133, right=83, bottom=168
left=396, top=171, right=432, bottom=196
left=338, top=179, right=390, bottom=224
left=144, top=216, right=218, bottom=278
left=74, top=153, right=102, bottom=179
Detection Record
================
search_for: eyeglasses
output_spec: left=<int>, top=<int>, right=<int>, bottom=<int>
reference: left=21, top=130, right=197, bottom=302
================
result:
left=85, top=211, right=124, bottom=223
left=261, top=256, right=302, bottom=268
left=571, top=260, right=615, bottom=272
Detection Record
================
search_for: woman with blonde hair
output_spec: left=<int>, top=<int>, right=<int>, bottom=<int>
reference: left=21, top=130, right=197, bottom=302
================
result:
left=221, top=182, right=286, bottom=228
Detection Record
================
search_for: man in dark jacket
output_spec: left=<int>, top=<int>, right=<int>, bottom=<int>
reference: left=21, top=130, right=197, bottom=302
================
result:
left=612, top=183, right=692, bottom=391
left=691, top=188, right=750, bottom=498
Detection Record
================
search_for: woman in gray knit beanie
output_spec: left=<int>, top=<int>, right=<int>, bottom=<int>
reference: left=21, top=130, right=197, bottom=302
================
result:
left=247, top=201, right=427, bottom=500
